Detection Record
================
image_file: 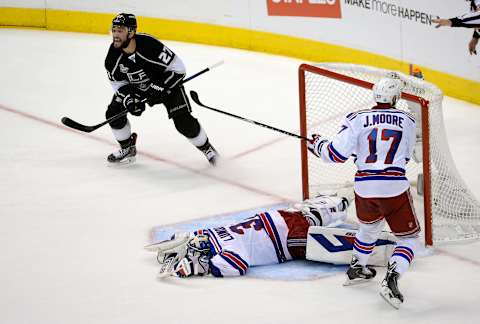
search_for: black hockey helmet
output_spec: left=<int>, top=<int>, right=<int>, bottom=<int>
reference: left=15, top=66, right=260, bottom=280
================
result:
left=112, top=13, right=137, bottom=30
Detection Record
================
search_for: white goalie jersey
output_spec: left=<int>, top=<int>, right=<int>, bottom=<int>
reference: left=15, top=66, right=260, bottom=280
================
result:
left=146, top=195, right=355, bottom=278
left=205, top=210, right=306, bottom=277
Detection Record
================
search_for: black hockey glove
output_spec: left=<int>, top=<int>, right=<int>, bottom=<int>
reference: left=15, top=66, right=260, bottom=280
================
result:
left=123, top=94, right=146, bottom=116
left=145, top=83, right=167, bottom=106
left=146, top=72, right=185, bottom=106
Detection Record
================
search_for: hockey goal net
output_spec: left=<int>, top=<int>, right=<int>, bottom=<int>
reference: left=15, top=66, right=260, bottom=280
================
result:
left=299, top=63, right=480, bottom=245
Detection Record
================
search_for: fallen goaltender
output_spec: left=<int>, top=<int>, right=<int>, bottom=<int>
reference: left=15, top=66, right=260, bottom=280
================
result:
left=145, top=195, right=397, bottom=280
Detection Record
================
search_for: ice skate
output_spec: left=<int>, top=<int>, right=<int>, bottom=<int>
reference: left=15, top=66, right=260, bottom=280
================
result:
left=343, top=256, right=377, bottom=286
left=380, top=262, right=404, bottom=309
left=107, top=133, right=137, bottom=164
left=199, top=141, right=219, bottom=166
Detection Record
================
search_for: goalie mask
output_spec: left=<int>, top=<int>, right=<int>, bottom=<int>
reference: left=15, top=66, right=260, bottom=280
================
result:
left=169, top=233, right=210, bottom=278
left=187, top=233, right=211, bottom=258
left=372, top=77, right=402, bottom=106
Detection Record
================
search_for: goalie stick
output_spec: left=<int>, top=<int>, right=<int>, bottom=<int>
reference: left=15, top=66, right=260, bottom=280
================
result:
left=190, top=91, right=310, bottom=141
left=61, top=60, right=224, bottom=133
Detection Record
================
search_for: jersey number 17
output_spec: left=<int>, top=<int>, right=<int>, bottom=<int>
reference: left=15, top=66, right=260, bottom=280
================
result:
left=365, top=128, right=402, bottom=164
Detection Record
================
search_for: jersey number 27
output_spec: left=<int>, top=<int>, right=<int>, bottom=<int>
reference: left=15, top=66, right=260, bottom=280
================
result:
left=158, top=47, right=173, bottom=65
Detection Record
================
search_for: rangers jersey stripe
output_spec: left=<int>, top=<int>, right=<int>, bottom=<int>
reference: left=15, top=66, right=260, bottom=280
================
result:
left=221, top=250, right=249, bottom=275
left=327, top=143, right=348, bottom=163
left=355, top=167, right=407, bottom=182
left=259, top=212, right=287, bottom=263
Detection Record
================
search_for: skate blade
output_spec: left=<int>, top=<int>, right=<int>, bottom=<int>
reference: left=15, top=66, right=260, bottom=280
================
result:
left=107, top=156, right=136, bottom=166
left=343, top=275, right=374, bottom=286
left=379, top=289, right=402, bottom=309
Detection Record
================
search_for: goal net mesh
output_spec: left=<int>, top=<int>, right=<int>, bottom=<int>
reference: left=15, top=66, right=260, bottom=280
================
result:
left=300, top=63, right=480, bottom=245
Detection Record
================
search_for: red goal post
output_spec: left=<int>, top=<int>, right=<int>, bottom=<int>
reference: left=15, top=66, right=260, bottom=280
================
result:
left=298, top=63, right=480, bottom=246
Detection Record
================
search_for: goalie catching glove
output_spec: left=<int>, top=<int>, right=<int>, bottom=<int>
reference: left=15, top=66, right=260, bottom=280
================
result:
left=307, top=134, right=328, bottom=158
left=146, top=232, right=211, bottom=278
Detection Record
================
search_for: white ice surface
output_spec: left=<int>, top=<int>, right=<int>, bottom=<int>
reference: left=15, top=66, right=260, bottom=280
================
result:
left=1, top=29, right=480, bottom=323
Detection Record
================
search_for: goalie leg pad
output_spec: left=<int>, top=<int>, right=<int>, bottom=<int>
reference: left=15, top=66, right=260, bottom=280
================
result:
left=306, top=226, right=396, bottom=267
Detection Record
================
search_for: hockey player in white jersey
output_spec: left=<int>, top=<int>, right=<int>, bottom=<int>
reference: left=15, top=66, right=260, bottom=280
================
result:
left=145, top=195, right=350, bottom=278
left=307, top=77, right=421, bottom=309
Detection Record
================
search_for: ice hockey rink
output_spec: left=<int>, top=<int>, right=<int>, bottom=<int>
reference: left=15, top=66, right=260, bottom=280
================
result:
left=1, top=28, right=480, bottom=323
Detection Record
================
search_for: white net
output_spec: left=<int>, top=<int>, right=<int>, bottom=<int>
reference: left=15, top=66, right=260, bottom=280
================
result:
left=301, top=63, right=480, bottom=245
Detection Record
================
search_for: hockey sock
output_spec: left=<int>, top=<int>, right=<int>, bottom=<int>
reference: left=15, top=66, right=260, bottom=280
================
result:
left=111, top=120, right=132, bottom=144
left=188, top=126, right=208, bottom=148
left=352, top=221, right=384, bottom=266
left=352, top=236, right=376, bottom=266
left=389, top=237, right=418, bottom=275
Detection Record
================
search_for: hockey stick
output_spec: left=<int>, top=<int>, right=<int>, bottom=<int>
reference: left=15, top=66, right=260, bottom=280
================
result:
left=61, top=60, right=224, bottom=133
left=190, top=91, right=310, bottom=141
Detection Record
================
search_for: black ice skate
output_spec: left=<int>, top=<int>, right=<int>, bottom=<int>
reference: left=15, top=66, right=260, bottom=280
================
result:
left=343, top=256, right=377, bottom=286
left=107, top=133, right=137, bottom=164
left=380, top=262, right=404, bottom=309
left=198, top=140, right=219, bottom=166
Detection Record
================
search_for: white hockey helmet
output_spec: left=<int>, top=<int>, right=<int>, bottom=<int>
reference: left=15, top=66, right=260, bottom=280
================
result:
left=372, top=77, right=402, bottom=106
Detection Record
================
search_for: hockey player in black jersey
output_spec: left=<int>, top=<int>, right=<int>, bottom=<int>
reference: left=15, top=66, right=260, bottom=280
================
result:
left=104, top=13, right=218, bottom=165
left=433, top=0, right=480, bottom=55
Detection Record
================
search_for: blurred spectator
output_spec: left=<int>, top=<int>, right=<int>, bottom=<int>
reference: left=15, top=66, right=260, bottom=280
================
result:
left=432, top=0, right=480, bottom=55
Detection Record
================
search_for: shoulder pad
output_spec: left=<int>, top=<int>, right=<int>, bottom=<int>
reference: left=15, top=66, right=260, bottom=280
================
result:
left=105, top=44, right=122, bottom=70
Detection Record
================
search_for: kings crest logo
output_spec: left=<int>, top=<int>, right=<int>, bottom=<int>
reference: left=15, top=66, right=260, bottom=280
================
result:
left=127, top=70, right=149, bottom=84
left=113, top=15, right=126, bottom=25
left=119, top=64, right=129, bottom=73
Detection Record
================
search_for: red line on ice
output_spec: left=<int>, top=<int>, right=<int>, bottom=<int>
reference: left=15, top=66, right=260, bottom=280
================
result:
left=0, top=103, right=292, bottom=203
